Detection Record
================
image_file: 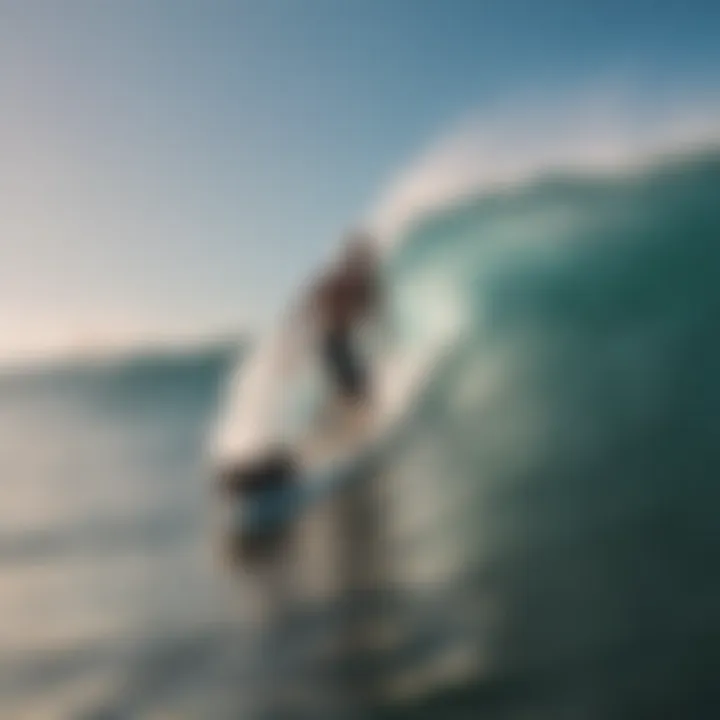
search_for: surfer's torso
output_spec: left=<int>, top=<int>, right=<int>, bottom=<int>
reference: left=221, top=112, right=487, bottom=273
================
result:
left=313, top=269, right=377, bottom=400
left=314, top=270, right=376, bottom=332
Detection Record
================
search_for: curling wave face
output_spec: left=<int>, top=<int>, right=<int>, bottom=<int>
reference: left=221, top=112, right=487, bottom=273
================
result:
left=353, top=145, right=720, bottom=715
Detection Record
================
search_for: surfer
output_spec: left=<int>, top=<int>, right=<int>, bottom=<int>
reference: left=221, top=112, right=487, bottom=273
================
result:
left=215, top=232, right=381, bottom=571
left=217, top=232, right=379, bottom=502
left=309, top=231, right=380, bottom=407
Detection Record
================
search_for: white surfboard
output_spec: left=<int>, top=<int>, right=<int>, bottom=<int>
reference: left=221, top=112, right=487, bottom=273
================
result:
left=211, top=320, right=457, bottom=541
left=210, top=245, right=464, bottom=539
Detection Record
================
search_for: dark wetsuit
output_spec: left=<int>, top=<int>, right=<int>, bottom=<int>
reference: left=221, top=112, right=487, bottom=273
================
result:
left=323, top=326, right=366, bottom=399
left=316, top=269, right=375, bottom=400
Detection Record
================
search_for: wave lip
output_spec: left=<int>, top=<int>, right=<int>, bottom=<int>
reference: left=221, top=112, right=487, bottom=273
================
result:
left=368, top=90, right=720, bottom=246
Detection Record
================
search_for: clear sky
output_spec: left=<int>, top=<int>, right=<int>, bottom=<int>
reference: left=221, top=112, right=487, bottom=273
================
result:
left=1, top=0, right=718, bottom=360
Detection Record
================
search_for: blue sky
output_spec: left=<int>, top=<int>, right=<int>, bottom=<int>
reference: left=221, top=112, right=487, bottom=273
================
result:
left=0, top=0, right=718, bottom=359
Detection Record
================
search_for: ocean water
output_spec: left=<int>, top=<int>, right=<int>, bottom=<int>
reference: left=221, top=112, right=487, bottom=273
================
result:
left=0, top=351, right=252, bottom=719
left=2, top=149, right=720, bottom=719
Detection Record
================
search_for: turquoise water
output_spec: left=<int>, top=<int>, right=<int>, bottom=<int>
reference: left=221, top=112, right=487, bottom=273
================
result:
left=1, top=149, right=719, bottom=718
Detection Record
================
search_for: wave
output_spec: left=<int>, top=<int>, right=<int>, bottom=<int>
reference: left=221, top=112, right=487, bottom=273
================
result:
left=315, top=139, right=720, bottom=710
left=211, top=126, right=720, bottom=714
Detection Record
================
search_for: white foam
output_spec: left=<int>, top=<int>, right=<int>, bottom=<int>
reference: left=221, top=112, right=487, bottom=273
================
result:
left=368, top=86, right=720, bottom=247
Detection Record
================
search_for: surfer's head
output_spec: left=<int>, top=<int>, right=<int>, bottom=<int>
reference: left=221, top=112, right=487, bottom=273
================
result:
left=342, top=229, right=376, bottom=271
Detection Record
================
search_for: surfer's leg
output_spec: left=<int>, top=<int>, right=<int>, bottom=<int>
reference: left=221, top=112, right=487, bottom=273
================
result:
left=220, top=450, right=297, bottom=496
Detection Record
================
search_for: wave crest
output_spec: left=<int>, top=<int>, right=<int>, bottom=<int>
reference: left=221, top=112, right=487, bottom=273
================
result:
left=369, top=88, right=720, bottom=245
